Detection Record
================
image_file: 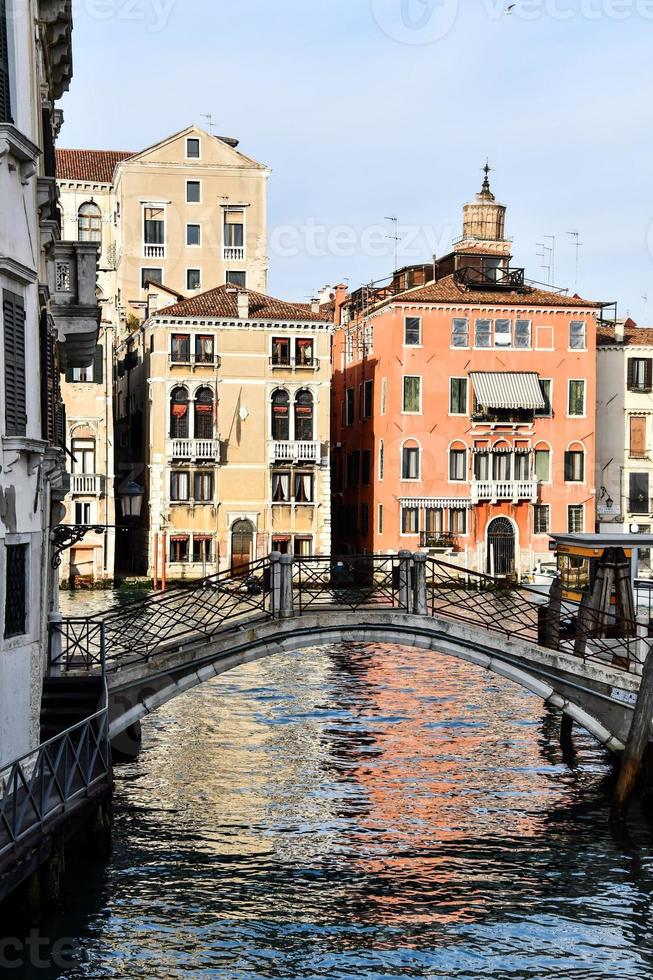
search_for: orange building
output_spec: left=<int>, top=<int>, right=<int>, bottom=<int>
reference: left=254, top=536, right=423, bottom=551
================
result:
left=331, top=171, right=606, bottom=578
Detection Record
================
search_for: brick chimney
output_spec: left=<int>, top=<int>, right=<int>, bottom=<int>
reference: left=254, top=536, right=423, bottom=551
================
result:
left=237, top=290, right=249, bottom=320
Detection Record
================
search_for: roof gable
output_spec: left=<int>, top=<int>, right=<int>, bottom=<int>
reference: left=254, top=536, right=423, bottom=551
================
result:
left=125, top=125, right=268, bottom=171
left=159, top=284, right=332, bottom=324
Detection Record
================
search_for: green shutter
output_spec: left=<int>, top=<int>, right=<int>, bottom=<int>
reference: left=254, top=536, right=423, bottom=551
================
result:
left=0, top=0, right=12, bottom=124
left=93, top=345, right=103, bottom=384
left=3, top=290, right=26, bottom=436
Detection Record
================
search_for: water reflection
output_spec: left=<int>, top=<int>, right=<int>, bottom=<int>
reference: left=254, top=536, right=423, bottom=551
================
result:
left=20, top=593, right=653, bottom=977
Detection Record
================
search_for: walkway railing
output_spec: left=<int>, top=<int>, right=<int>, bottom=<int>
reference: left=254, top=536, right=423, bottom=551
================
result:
left=48, top=553, right=652, bottom=677
left=0, top=705, right=110, bottom=864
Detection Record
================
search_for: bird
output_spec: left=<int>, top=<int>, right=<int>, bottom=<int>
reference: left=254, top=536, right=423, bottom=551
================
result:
left=505, top=3, right=516, bottom=12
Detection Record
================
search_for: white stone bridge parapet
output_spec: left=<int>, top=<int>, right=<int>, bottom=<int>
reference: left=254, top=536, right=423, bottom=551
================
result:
left=48, top=552, right=652, bottom=755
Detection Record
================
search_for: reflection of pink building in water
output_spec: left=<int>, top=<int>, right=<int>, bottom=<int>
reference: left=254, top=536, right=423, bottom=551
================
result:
left=331, top=171, right=603, bottom=578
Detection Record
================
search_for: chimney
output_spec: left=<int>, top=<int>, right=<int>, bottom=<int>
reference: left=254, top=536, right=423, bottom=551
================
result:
left=311, top=297, right=320, bottom=314
left=237, top=290, right=249, bottom=320
left=333, top=283, right=348, bottom=326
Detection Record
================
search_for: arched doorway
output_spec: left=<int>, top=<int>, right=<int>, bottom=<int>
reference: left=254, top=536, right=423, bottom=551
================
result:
left=486, top=517, right=516, bottom=576
left=231, top=520, right=254, bottom=576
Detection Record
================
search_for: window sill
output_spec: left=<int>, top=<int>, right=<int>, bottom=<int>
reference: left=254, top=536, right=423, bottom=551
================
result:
left=2, top=437, right=48, bottom=456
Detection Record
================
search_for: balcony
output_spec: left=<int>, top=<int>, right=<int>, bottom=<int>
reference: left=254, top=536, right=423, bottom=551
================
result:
left=144, top=244, right=165, bottom=259
left=71, top=474, right=103, bottom=495
left=471, top=481, right=537, bottom=504
left=269, top=357, right=319, bottom=372
left=269, top=441, right=319, bottom=463
left=170, top=439, right=221, bottom=461
left=453, top=265, right=526, bottom=291
left=48, top=241, right=101, bottom=369
left=420, top=531, right=457, bottom=551
left=224, top=246, right=245, bottom=262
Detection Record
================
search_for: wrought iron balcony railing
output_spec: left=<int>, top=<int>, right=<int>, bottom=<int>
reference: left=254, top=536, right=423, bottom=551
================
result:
left=454, top=265, right=526, bottom=290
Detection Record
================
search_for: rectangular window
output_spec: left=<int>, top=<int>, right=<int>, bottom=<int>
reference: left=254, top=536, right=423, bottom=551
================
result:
left=170, top=536, right=190, bottom=562
left=404, top=316, right=421, bottom=346
left=628, top=358, right=653, bottom=392
left=403, top=376, right=421, bottom=413
left=493, top=452, right=511, bottom=481
left=224, top=209, right=244, bottom=247
left=449, top=449, right=466, bottom=482
left=534, top=505, right=550, bottom=534
left=568, top=505, right=584, bottom=533
left=143, top=206, right=165, bottom=245
left=345, top=453, right=357, bottom=489
left=194, top=471, right=214, bottom=502
left=361, top=450, right=371, bottom=486
left=74, top=502, right=92, bottom=525
left=345, top=388, right=355, bottom=426
left=141, top=268, right=163, bottom=288
left=71, top=438, right=95, bottom=474
left=402, top=447, right=420, bottom=480
left=475, top=319, right=492, bottom=348
left=569, top=320, right=586, bottom=350
left=494, top=318, right=512, bottom=347
left=195, top=335, right=214, bottom=364
left=381, top=377, right=387, bottom=416
left=186, top=137, right=200, bottom=159
left=3, top=290, right=26, bottom=436
left=564, top=450, right=585, bottom=482
left=450, top=378, right=468, bottom=415
left=514, top=452, right=530, bottom=481
left=4, top=544, right=28, bottom=638
left=187, top=224, right=201, bottom=246
left=170, top=471, right=190, bottom=502
left=535, top=449, right=551, bottom=483
left=474, top=452, right=489, bottom=481
left=193, top=537, right=213, bottom=563
left=450, top=509, right=467, bottom=534
left=272, top=471, right=291, bottom=503
left=535, top=379, right=552, bottom=417
left=295, top=338, right=315, bottom=366
left=363, top=380, right=373, bottom=419
left=378, top=504, right=383, bottom=535
left=629, top=472, right=650, bottom=514
left=425, top=508, right=443, bottom=535
left=272, top=337, right=291, bottom=366
left=171, top=334, right=190, bottom=363
left=514, top=319, right=532, bottom=348
left=568, top=380, right=586, bottom=417
left=295, top=472, right=315, bottom=503
left=226, top=270, right=246, bottom=287
left=452, top=318, right=469, bottom=348
left=630, top=416, right=647, bottom=458
left=294, top=536, right=313, bottom=557
left=0, top=0, right=12, bottom=124
left=186, top=181, right=201, bottom=203
left=401, top=507, right=419, bottom=535
left=187, top=269, right=201, bottom=291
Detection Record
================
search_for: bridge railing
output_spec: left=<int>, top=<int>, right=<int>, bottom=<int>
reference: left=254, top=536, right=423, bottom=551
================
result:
left=293, top=554, right=407, bottom=612
left=0, top=705, right=110, bottom=863
left=51, top=557, right=273, bottom=673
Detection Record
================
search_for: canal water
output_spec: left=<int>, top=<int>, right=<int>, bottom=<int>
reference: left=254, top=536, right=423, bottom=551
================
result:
left=18, top=590, right=653, bottom=978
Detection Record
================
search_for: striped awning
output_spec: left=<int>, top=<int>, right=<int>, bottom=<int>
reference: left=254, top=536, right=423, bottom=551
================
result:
left=469, top=372, right=545, bottom=410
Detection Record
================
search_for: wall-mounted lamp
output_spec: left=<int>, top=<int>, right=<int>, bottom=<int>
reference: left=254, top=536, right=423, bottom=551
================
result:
left=599, top=486, right=614, bottom=510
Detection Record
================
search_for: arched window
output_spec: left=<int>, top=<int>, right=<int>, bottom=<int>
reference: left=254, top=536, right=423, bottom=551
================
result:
left=378, top=440, right=384, bottom=481
left=194, top=387, right=214, bottom=439
left=401, top=440, right=420, bottom=480
left=77, top=202, right=102, bottom=242
left=294, top=389, right=314, bottom=442
left=170, top=387, right=189, bottom=439
left=564, top=442, right=585, bottom=483
left=271, top=389, right=290, bottom=441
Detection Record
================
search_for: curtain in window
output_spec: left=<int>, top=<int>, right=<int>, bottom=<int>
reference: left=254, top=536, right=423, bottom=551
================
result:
left=294, top=391, right=314, bottom=441
left=295, top=474, right=313, bottom=502
left=272, top=472, right=290, bottom=502
left=272, top=390, right=290, bottom=439
left=170, top=389, right=189, bottom=438
left=196, top=336, right=214, bottom=363
left=296, top=338, right=314, bottom=365
left=273, top=338, right=290, bottom=364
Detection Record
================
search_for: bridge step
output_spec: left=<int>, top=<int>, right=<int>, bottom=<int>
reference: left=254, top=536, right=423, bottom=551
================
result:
left=40, top=678, right=104, bottom=742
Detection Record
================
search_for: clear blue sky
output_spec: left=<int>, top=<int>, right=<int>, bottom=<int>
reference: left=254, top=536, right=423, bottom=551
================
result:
left=60, top=0, right=653, bottom=319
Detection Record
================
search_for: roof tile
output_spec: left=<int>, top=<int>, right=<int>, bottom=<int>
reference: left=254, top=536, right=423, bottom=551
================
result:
left=389, top=274, right=600, bottom=309
left=56, top=149, right=134, bottom=184
left=160, top=284, right=333, bottom=323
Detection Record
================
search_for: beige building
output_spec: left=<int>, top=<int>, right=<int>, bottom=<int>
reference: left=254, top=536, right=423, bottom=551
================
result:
left=55, top=126, right=269, bottom=580
left=137, top=283, right=333, bottom=577
left=597, top=319, right=653, bottom=573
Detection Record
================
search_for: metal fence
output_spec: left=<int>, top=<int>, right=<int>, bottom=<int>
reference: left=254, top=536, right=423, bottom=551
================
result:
left=294, top=555, right=403, bottom=612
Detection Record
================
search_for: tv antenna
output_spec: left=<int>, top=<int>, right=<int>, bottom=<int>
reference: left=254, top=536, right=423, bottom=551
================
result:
left=537, top=242, right=553, bottom=286
left=567, top=230, right=583, bottom=291
left=201, top=113, right=216, bottom=134
left=384, top=216, right=401, bottom=272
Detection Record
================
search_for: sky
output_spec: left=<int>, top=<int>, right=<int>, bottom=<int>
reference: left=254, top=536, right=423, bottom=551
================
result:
left=59, top=0, right=653, bottom=320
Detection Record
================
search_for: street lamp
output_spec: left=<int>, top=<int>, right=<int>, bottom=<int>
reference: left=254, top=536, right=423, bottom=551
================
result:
left=118, top=482, right=144, bottom=520
left=599, top=486, right=614, bottom=511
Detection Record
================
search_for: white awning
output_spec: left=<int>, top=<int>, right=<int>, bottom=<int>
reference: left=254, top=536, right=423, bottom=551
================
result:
left=469, top=372, right=545, bottom=410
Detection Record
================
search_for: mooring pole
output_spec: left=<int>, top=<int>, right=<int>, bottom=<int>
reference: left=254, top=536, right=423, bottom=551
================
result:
left=611, top=642, right=653, bottom=826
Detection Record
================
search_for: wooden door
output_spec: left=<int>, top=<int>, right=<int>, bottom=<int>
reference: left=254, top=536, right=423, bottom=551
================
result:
left=231, top=520, right=254, bottom=576
left=630, top=416, right=646, bottom=458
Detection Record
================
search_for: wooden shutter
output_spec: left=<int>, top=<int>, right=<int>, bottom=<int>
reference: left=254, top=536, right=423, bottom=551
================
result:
left=93, top=345, right=103, bottom=384
left=627, top=358, right=635, bottom=389
left=3, top=290, right=27, bottom=436
left=0, top=0, right=11, bottom=124
left=646, top=359, right=653, bottom=391
left=630, top=416, right=646, bottom=457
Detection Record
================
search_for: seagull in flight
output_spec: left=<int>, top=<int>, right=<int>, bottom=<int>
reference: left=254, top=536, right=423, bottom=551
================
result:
left=505, top=3, right=517, bottom=12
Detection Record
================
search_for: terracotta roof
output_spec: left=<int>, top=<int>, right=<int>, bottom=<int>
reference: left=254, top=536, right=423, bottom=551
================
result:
left=386, top=275, right=600, bottom=309
left=598, top=324, right=653, bottom=347
left=160, top=284, right=333, bottom=323
left=56, top=149, right=134, bottom=184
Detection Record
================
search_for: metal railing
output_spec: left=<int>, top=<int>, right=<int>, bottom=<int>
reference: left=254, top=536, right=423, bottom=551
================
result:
left=0, top=706, right=110, bottom=863
left=51, top=558, right=272, bottom=674
left=294, top=555, right=402, bottom=612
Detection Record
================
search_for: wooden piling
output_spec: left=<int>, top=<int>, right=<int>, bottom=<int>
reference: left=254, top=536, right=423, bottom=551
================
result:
left=610, top=644, right=653, bottom=826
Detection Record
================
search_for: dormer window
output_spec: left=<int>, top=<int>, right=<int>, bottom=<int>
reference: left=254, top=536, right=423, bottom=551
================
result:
left=187, top=137, right=200, bottom=159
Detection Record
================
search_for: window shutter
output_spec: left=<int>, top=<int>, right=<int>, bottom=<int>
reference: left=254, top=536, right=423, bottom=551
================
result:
left=646, top=359, right=653, bottom=391
left=3, top=290, right=26, bottom=436
left=93, top=345, right=103, bottom=384
left=0, top=0, right=12, bottom=124
left=630, top=416, right=646, bottom=457
left=627, top=359, right=635, bottom=389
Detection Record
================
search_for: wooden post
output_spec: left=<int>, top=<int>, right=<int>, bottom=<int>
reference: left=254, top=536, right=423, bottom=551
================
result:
left=161, top=532, right=167, bottom=593
left=560, top=712, right=574, bottom=747
left=611, top=643, right=653, bottom=826
left=153, top=532, right=159, bottom=591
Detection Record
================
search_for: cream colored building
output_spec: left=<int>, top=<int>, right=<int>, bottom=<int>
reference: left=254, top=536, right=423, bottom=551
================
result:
left=56, top=126, right=269, bottom=579
left=139, top=284, right=333, bottom=577
left=597, top=320, right=653, bottom=571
